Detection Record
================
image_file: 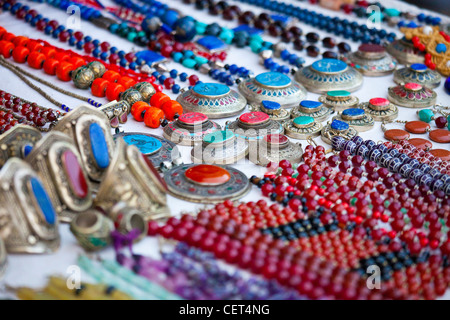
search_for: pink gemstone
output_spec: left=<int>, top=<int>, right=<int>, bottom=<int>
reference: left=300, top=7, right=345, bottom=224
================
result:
left=264, top=134, right=288, bottom=145
left=369, top=97, right=389, bottom=107
left=404, top=82, right=422, bottom=91
left=62, top=150, right=88, bottom=198
left=239, top=111, right=269, bottom=125
left=178, top=112, right=208, bottom=125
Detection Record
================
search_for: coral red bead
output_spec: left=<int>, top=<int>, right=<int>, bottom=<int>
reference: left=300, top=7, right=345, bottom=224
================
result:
left=12, top=36, right=29, bottom=47
left=161, top=100, right=183, bottom=120
left=27, top=51, right=45, bottom=69
left=118, top=76, right=136, bottom=89
left=188, top=74, right=199, bottom=85
left=56, top=61, right=75, bottom=81
left=150, top=92, right=171, bottom=108
left=131, top=101, right=150, bottom=122
left=102, top=70, right=121, bottom=83
left=91, top=78, right=109, bottom=97
left=105, top=82, right=125, bottom=101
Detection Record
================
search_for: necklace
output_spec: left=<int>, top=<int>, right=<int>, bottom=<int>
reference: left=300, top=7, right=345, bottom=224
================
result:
left=382, top=120, right=450, bottom=145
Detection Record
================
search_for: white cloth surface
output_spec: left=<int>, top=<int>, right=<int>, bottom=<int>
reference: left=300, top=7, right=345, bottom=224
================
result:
left=0, top=0, right=449, bottom=299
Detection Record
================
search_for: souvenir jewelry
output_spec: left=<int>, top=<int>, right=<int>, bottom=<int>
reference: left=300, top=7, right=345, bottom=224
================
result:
left=283, top=116, right=323, bottom=140
left=321, top=119, right=358, bottom=144
left=162, top=112, right=221, bottom=146
left=318, top=90, right=359, bottom=112
left=332, top=108, right=374, bottom=132
left=0, top=158, right=60, bottom=254
left=417, top=107, right=450, bottom=130
left=106, top=202, right=148, bottom=242
left=344, top=44, right=397, bottom=76
left=295, top=58, right=363, bottom=93
left=0, top=125, right=42, bottom=167
left=52, top=104, right=115, bottom=182
left=386, top=38, right=425, bottom=65
left=393, top=63, right=442, bottom=88
left=98, top=100, right=130, bottom=128
left=114, top=132, right=182, bottom=170
left=70, top=209, right=114, bottom=252
left=290, top=100, right=334, bottom=122
left=360, top=97, right=399, bottom=121
left=25, top=131, right=92, bottom=223
left=387, top=82, right=437, bottom=108
left=163, top=164, right=251, bottom=203
left=248, top=100, right=290, bottom=123
left=0, top=238, right=6, bottom=279
left=225, top=112, right=284, bottom=141
left=191, top=130, right=248, bottom=165
left=176, top=82, right=246, bottom=118
left=381, top=120, right=450, bottom=146
left=238, top=72, right=307, bottom=108
left=94, top=139, right=170, bottom=221
left=247, top=134, right=303, bottom=167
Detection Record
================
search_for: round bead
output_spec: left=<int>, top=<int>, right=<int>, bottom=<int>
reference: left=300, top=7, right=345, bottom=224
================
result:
left=91, top=78, right=109, bottom=97
left=12, top=45, right=29, bottom=63
left=43, top=58, right=60, bottom=75
left=144, top=107, right=164, bottom=128
left=27, top=51, right=45, bottom=69
left=150, top=92, right=171, bottom=108
left=134, top=82, right=156, bottom=102
left=161, top=100, right=183, bottom=120
left=105, top=82, right=125, bottom=101
left=72, top=66, right=95, bottom=89
left=131, top=101, right=149, bottom=122
left=55, top=61, right=75, bottom=81
left=87, top=61, right=106, bottom=78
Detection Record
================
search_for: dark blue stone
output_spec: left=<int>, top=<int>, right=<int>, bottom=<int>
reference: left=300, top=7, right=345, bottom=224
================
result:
left=135, top=50, right=166, bottom=65
left=330, top=119, right=349, bottom=131
left=30, top=177, right=56, bottom=225
left=173, top=16, right=197, bottom=42
left=410, top=63, right=427, bottom=72
left=342, top=108, right=365, bottom=117
left=197, top=36, right=226, bottom=51
left=300, top=100, right=322, bottom=109
left=262, top=100, right=281, bottom=110
left=232, top=25, right=263, bottom=36
left=445, top=76, right=450, bottom=95
left=89, top=123, right=110, bottom=169
left=23, top=145, right=33, bottom=157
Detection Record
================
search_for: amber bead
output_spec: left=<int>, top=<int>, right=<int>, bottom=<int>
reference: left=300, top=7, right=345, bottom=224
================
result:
left=150, top=92, right=171, bottom=108
left=144, top=107, right=164, bottom=128
left=306, top=45, right=320, bottom=57
left=293, top=39, right=305, bottom=51
left=306, top=32, right=320, bottom=43
left=55, top=61, right=75, bottom=81
left=131, top=101, right=149, bottom=122
left=105, top=82, right=125, bottom=101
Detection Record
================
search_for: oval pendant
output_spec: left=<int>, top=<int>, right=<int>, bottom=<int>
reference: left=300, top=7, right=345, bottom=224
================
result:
left=384, top=129, right=410, bottom=142
left=318, top=90, right=359, bottom=112
left=225, top=111, right=284, bottom=140
left=393, top=63, right=441, bottom=88
left=429, top=149, right=450, bottom=161
left=238, top=71, right=307, bottom=108
left=295, top=58, right=363, bottom=93
left=284, top=116, right=323, bottom=140
left=114, top=132, right=182, bottom=170
left=191, top=130, right=248, bottom=164
left=162, top=112, right=221, bottom=146
left=163, top=164, right=251, bottom=203
left=408, top=138, right=432, bottom=150
left=429, top=129, right=450, bottom=143
left=290, top=100, right=334, bottom=122
left=388, top=82, right=437, bottom=108
left=321, top=119, right=358, bottom=144
left=360, top=97, right=398, bottom=121
left=176, top=82, right=246, bottom=118
left=345, top=44, right=397, bottom=76
left=386, top=38, right=425, bottom=65
left=333, top=108, right=374, bottom=132
left=249, top=100, right=291, bottom=123
left=248, top=134, right=303, bottom=167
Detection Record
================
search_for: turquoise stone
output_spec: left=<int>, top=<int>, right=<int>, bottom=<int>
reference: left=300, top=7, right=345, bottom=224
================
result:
left=30, top=177, right=56, bottom=225
left=342, top=108, right=365, bottom=116
left=293, top=116, right=314, bottom=126
left=89, top=123, right=110, bottom=169
left=204, top=130, right=234, bottom=144
left=262, top=100, right=281, bottom=110
left=122, top=134, right=162, bottom=155
left=312, top=59, right=347, bottom=73
left=300, top=100, right=322, bottom=109
left=328, top=90, right=350, bottom=97
left=331, top=120, right=349, bottom=131
left=193, top=83, right=230, bottom=96
left=418, top=109, right=434, bottom=123
left=385, top=8, right=400, bottom=17
left=255, top=72, right=291, bottom=87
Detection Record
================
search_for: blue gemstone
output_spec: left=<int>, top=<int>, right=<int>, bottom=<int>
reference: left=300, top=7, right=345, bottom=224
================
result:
left=300, top=100, right=322, bottom=109
left=232, top=25, right=264, bottom=35
left=410, top=63, right=427, bottom=72
left=342, top=108, right=365, bottom=116
left=312, top=58, right=347, bottom=73
left=135, top=50, right=166, bottom=65
left=330, top=119, right=349, bottom=131
left=121, top=134, right=162, bottom=155
left=436, top=43, right=447, bottom=54
left=30, top=177, right=56, bottom=225
left=89, top=123, right=110, bottom=169
left=193, top=83, right=230, bottom=96
left=270, top=14, right=290, bottom=24
left=262, top=100, right=281, bottom=110
left=197, top=36, right=226, bottom=51
left=23, top=144, right=33, bottom=157
left=255, top=72, right=291, bottom=87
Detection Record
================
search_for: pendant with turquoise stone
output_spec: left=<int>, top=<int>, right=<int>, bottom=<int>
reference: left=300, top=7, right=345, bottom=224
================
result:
left=283, top=116, right=323, bottom=139
left=290, top=100, right=334, bottom=122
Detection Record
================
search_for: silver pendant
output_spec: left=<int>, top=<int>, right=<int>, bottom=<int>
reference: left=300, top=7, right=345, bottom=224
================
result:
left=386, top=38, right=425, bottom=66
left=393, top=63, right=441, bottom=88
left=0, top=158, right=60, bottom=254
left=25, top=132, right=93, bottom=223
left=318, top=90, right=359, bottom=112
left=248, top=100, right=290, bottom=123
left=332, top=108, right=374, bottom=132
left=98, top=100, right=130, bottom=128
left=295, top=58, right=363, bottom=93
left=191, top=130, right=248, bottom=164
left=225, top=111, right=284, bottom=140
left=290, top=100, right=334, bottom=122
left=176, top=82, right=246, bottom=118
left=248, top=134, right=303, bottom=167
left=321, top=119, right=358, bottom=145
left=52, top=104, right=115, bottom=182
left=238, top=71, right=307, bottom=108
left=114, top=132, right=182, bottom=170
left=344, top=44, right=397, bottom=76
left=387, top=82, right=437, bottom=108
left=284, top=116, right=323, bottom=140
left=0, top=125, right=41, bottom=167
left=360, top=97, right=399, bottom=121
left=163, top=112, right=221, bottom=146
left=163, top=163, right=251, bottom=203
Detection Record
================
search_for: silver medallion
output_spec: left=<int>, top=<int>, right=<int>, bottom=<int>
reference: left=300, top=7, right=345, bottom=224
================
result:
left=393, top=63, right=441, bottom=88
left=225, top=111, right=284, bottom=141
left=321, top=119, right=358, bottom=145
left=387, top=82, right=437, bottom=108
left=248, top=134, right=303, bottom=167
left=360, top=97, right=399, bottom=121
left=318, top=90, right=360, bottom=112
left=284, top=116, right=323, bottom=140
left=386, top=38, right=425, bottom=65
left=333, top=108, right=374, bottom=132
left=290, top=100, right=334, bottom=122
left=344, top=44, right=397, bottom=76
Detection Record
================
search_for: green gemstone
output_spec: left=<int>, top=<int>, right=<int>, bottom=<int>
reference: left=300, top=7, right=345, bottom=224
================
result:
left=327, top=90, right=350, bottom=97
left=293, top=116, right=314, bottom=126
left=203, top=130, right=234, bottom=144
left=182, top=58, right=197, bottom=68
left=385, top=8, right=400, bottom=17
left=320, top=177, right=326, bottom=182
left=418, top=109, right=434, bottom=123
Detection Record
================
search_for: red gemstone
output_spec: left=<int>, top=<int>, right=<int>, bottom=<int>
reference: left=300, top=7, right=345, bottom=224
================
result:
left=178, top=112, right=208, bottom=125
left=62, top=149, right=88, bottom=198
left=185, top=164, right=231, bottom=186
left=239, top=112, right=269, bottom=125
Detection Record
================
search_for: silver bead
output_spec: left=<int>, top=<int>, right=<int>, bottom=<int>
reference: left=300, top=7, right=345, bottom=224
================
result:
left=133, top=82, right=156, bottom=102
left=155, top=63, right=169, bottom=73
left=87, top=61, right=106, bottom=78
left=72, top=66, right=95, bottom=89
left=120, top=88, right=143, bottom=107
left=273, top=42, right=287, bottom=58
left=258, top=50, right=273, bottom=64
left=199, top=64, right=211, bottom=74
left=209, top=60, right=225, bottom=69
left=140, top=64, right=152, bottom=74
